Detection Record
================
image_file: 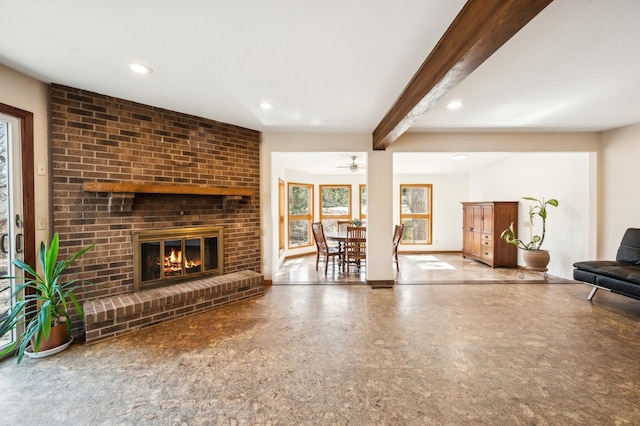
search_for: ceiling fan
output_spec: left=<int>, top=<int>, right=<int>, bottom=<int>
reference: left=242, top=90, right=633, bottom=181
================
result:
left=337, top=155, right=366, bottom=172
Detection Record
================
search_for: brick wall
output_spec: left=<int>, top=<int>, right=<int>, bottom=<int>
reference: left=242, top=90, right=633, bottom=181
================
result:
left=49, top=84, right=261, bottom=335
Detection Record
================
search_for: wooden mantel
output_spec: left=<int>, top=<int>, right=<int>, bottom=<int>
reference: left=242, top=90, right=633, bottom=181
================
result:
left=83, top=181, right=255, bottom=197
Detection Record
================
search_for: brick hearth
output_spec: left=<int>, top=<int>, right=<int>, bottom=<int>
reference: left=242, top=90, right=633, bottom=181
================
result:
left=83, top=270, right=263, bottom=344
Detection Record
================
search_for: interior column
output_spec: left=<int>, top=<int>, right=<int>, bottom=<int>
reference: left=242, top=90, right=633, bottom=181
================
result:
left=366, top=150, right=394, bottom=288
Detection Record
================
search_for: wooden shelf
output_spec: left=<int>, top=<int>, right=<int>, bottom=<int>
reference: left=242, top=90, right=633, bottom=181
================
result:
left=83, top=181, right=255, bottom=197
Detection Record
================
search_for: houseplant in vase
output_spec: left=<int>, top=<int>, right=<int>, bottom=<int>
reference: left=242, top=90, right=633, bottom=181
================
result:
left=0, top=233, right=94, bottom=364
left=501, top=197, right=559, bottom=271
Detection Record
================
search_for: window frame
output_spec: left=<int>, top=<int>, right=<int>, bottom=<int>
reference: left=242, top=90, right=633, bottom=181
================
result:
left=278, top=178, right=285, bottom=255
left=319, top=184, right=352, bottom=233
left=399, top=184, right=433, bottom=245
left=359, top=184, right=367, bottom=221
left=287, top=182, right=314, bottom=249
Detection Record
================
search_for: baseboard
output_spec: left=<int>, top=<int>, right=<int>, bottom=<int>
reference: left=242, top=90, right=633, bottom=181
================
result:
left=368, top=279, right=394, bottom=289
left=398, top=250, right=461, bottom=255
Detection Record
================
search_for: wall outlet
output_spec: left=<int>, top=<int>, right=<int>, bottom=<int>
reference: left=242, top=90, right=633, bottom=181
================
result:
left=524, top=221, right=532, bottom=228
left=37, top=217, right=46, bottom=230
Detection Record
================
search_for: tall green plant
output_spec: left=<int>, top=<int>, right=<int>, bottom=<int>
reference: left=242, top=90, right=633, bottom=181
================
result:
left=501, top=197, right=559, bottom=251
left=0, top=233, right=94, bottom=364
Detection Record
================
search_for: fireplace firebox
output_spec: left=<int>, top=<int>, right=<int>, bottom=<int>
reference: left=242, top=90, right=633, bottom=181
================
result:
left=133, top=227, right=223, bottom=291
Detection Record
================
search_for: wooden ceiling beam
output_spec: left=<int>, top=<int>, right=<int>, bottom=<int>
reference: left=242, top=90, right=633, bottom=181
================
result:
left=372, top=0, right=554, bottom=150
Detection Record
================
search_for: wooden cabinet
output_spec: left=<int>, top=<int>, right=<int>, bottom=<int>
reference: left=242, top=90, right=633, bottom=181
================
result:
left=461, top=201, right=518, bottom=268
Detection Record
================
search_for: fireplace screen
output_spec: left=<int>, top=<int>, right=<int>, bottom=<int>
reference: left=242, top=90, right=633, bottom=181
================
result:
left=133, top=227, right=223, bottom=291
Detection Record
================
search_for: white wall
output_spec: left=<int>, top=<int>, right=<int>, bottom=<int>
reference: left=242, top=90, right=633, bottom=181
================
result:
left=392, top=132, right=601, bottom=153
left=600, top=123, right=640, bottom=258
left=468, top=153, right=592, bottom=279
left=0, top=64, right=50, bottom=248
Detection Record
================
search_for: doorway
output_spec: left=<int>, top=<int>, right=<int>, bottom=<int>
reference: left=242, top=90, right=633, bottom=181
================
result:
left=0, top=104, right=35, bottom=355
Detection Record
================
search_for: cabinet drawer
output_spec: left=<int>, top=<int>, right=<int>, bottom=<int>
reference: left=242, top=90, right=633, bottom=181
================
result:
left=482, top=248, right=493, bottom=261
left=482, top=233, right=492, bottom=241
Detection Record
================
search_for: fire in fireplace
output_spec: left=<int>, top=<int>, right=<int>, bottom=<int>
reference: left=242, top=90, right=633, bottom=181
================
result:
left=133, top=226, right=223, bottom=291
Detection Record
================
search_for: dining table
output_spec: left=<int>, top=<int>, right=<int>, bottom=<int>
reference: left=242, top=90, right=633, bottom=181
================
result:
left=325, top=230, right=366, bottom=270
left=325, top=231, right=349, bottom=257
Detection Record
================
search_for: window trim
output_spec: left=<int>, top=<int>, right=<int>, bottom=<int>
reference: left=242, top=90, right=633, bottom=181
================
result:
left=287, top=182, right=314, bottom=249
left=399, top=183, right=433, bottom=245
left=278, top=178, right=285, bottom=255
left=359, top=184, right=366, bottom=221
left=319, top=184, right=352, bottom=225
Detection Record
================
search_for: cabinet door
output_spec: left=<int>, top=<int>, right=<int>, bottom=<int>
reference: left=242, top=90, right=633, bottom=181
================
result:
left=463, top=229, right=474, bottom=254
left=463, top=205, right=476, bottom=230
left=481, top=205, right=493, bottom=233
left=472, top=206, right=483, bottom=233
left=463, top=205, right=483, bottom=257
left=471, top=230, right=482, bottom=257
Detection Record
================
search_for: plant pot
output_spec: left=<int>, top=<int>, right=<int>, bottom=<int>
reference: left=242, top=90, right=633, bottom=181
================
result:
left=25, top=337, right=73, bottom=359
left=30, top=322, right=70, bottom=352
left=523, top=249, right=550, bottom=271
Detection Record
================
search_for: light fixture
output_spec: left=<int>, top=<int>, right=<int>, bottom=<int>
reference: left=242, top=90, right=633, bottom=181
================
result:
left=128, top=62, right=153, bottom=75
left=446, top=100, right=463, bottom=110
left=452, top=154, right=468, bottom=160
left=259, top=101, right=274, bottom=110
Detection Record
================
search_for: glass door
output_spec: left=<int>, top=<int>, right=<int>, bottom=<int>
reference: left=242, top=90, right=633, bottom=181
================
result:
left=0, top=112, right=24, bottom=353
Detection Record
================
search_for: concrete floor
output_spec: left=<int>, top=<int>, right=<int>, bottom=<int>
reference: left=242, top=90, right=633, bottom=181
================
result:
left=1, top=280, right=639, bottom=425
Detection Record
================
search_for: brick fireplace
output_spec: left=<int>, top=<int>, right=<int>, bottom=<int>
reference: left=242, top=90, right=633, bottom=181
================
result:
left=50, top=85, right=262, bottom=337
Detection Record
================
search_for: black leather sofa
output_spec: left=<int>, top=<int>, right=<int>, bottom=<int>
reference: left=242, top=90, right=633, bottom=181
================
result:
left=573, top=228, right=640, bottom=301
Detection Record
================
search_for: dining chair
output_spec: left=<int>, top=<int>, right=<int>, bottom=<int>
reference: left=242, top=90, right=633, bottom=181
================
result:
left=337, top=220, right=351, bottom=234
left=345, top=226, right=366, bottom=273
left=312, top=222, right=343, bottom=275
left=392, top=223, right=404, bottom=272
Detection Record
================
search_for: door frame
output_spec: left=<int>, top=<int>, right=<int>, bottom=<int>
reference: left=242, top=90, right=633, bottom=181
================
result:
left=0, top=102, right=36, bottom=295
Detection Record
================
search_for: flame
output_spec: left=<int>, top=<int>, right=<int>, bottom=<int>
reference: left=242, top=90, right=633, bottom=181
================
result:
left=168, top=248, right=182, bottom=263
left=163, top=248, right=201, bottom=274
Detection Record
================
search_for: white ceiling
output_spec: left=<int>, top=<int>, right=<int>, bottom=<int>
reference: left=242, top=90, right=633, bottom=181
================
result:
left=2, top=0, right=639, bottom=137
left=2, top=1, right=639, bottom=177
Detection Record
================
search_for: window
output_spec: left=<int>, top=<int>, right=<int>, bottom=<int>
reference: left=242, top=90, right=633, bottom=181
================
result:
left=400, top=184, right=432, bottom=244
left=319, top=185, right=351, bottom=233
left=359, top=184, right=367, bottom=224
left=278, top=178, right=285, bottom=255
left=288, top=183, right=313, bottom=248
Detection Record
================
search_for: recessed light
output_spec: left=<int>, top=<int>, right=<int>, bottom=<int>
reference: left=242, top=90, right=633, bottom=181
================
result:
left=446, top=100, right=463, bottom=110
left=452, top=154, right=468, bottom=160
left=259, top=102, right=274, bottom=110
left=128, top=62, right=153, bottom=75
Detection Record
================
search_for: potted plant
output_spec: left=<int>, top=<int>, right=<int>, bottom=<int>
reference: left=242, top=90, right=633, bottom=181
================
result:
left=501, top=197, right=559, bottom=271
left=0, top=233, right=94, bottom=364
left=352, top=218, right=362, bottom=227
